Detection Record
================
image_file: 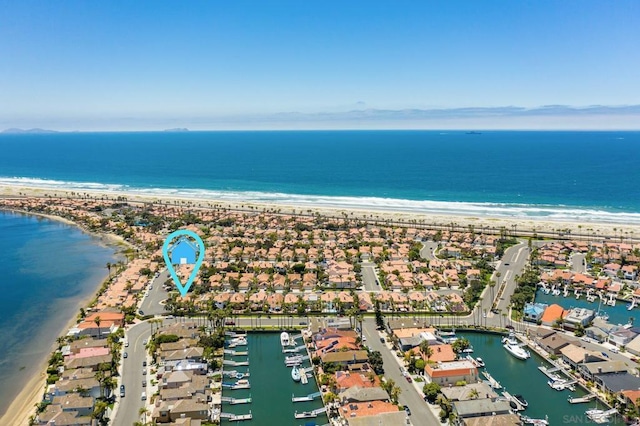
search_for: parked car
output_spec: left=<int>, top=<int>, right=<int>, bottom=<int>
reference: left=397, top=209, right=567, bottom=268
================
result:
left=141, top=392, right=146, bottom=401
left=404, top=406, right=411, bottom=416
left=405, top=375, right=412, bottom=383
left=142, top=380, right=147, bottom=387
left=123, top=352, right=128, bottom=358
left=380, top=337, right=386, bottom=343
left=225, top=321, right=235, bottom=326
left=142, top=361, right=147, bottom=367
left=119, top=385, right=125, bottom=397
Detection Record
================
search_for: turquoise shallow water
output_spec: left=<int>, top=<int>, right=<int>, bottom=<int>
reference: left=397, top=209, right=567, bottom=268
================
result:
left=222, top=333, right=327, bottom=426
left=0, top=211, right=118, bottom=416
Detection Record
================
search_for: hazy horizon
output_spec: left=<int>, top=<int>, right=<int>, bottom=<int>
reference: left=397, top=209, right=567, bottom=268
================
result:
left=1, top=1, right=639, bottom=130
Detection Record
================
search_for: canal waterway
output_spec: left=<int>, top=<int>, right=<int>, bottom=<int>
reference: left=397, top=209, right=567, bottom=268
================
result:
left=459, top=331, right=622, bottom=425
left=534, top=289, right=638, bottom=327
left=222, top=332, right=328, bottom=426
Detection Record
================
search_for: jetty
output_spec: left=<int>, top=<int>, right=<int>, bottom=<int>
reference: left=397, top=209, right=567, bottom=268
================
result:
left=283, top=344, right=306, bottom=354
left=482, top=371, right=502, bottom=389
left=548, top=379, right=576, bottom=391
left=223, top=369, right=250, bottom=378
left=221, top=396, right=253, bottom=405
left=568, top=394, right=596, bottom=404
left=292, top=391, right=322, bottom=402
left=220, top=411, right=253, bottom=421
left=222, top=381, right=251, bottom=390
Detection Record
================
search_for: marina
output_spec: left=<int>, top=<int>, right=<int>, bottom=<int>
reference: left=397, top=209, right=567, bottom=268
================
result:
left=459, top=332, right=618, bottom=425
left=221, top=332, right=327, bottom=426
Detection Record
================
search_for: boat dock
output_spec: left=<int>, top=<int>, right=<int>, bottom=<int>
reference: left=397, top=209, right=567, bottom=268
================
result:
left=548, top=379, right=576, bottom=391
left=220, top=411, right=253, bottom=421
left=224, top=349, right=248, bottom=356
left=294, top=407, right=326, bottom=419
left=482, top=371, right=502, bottom=389
left=222, top=369, right=250, bottom=377
left=568, top=394, right=596, bottom=404
left=222, top=382, right=251, bottom=390
left=221, top=396, right=253, bottom=405
left=521, top=415, right=549, bottom=425
left=224, top=359, right=250, bottom=366
left=292, top=391, right=322, bottom=402
left=538, top=365, right=562, bottom=381
left=502, top=391, right=525, bottom=411
left=283, top=345, right=306, bottom=354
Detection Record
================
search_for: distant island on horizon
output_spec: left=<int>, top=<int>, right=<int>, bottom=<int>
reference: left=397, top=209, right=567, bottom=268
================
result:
left=2, top=128, right=59, bottom=134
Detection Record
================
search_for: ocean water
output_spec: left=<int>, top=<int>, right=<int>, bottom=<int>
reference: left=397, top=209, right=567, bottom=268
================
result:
left=1, top=130, right=639, bottom=223
left=0, top=211, right=117, bottom=417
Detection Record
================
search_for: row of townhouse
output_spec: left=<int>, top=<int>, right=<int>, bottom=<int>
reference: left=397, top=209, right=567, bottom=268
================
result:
left=37, top=310, right=125, bottom=425
left=532, top=328, right=640, bottom=398
left=151, top=322, right=212, bottom=424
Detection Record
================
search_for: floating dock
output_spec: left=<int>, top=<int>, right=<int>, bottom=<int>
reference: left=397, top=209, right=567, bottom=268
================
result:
left=221, top=396, right=253, bottom=405
left=294, top=407, right=326, bottom=419
left=292, top=391, right=322, bottom=402
left=568, top=394, right=596, bottom=404
left=220, top=411, right=252, bottom=421
left=482, top=371, right=502, bottom=389
left=538, top=365, right=563, bottom=381
left=502, top=391, right=526, bottom=411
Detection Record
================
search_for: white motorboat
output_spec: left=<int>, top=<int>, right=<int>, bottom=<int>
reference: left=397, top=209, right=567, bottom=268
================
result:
left=475, top=357, right=485, bottom=367
left=585, top=408, right=617, bottom=424
left=502, top=333, right=530, bottom=360
left=285, top=355, right=303, bottom=366
left=291, top=365, right=301, bottom=382
left=514, top=394, right=528, bottom=407
left=280, top=331, right=290, bottom=347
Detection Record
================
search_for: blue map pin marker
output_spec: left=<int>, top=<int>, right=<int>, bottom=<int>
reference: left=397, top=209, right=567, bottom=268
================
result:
left=162, top=230, right=205, bottom=297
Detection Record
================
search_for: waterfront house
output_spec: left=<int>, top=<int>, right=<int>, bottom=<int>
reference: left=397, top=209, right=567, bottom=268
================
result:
left=50, top=394, right=94, bottom=417
left=523, top=302, right=547, bottom=323
left=563, top=307, right=595, bottom=330
left=540, top=304, right=567, bottom=327
left=153, top=398, right=210, bottom=423
left=339, top=386, right=390, bottom=404
left=49, top=376, right=101, bottom=400
left=335, top=371, right=380, bottom=392
left=452, top=399, right=512, bottom=419
left=321, top=350, right=369, bottom=368
left=37, top=405, right=92, bottom=426
left=339, top=400, right=400, bottom=422
left=440, top=382, right=497, bottom=402
left=579, top=360, right=629, bottom=382
left=424, top=360, right=478, bottom=386
left=346, top=410, right=409, bottom=426
left=595, top=372, right=640, bottom=394
left=538, top=333, right=571, bottom=355
left=559, top=344, right=606, bottom=370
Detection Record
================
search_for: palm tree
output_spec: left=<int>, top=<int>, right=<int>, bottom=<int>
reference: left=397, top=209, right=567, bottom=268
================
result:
left=94, top=316, right=102, bottom=339
left=420, top=341, right=433, bottom=363
left=467, top=388, right=480, bottom=400
left=138, top=407, right=150, bottom=424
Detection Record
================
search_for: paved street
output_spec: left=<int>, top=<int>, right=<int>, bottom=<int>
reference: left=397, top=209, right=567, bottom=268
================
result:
left=362, top=317, right=436, bottom=425
left=361, top=261, right=381, bottom=292
left=111, top=321, right=152, bottom=426
left=139, top=269, right=171, bottom=316
left=570, top=253, right=587, bottom=273
left=420, top=241, right=438, bottom=261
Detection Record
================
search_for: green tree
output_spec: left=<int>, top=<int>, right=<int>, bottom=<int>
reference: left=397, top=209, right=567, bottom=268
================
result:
left=451, top=337, right=471, bottom=354
left=423, top=382, right=441, bottom=403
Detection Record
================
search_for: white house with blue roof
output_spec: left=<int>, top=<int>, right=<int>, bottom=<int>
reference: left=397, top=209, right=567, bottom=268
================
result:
left=523, top=302, right=547, bottom=323
left=169, top=237, right=199, bottom=265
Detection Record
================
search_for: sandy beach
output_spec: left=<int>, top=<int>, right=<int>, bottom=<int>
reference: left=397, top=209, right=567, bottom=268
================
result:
left=0, top=181, right=639, bottom=424
left=2, top=183, right=639, bottom=242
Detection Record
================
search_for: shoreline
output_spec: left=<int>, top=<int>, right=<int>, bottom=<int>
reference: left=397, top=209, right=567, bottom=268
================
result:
left=0, top=211, right=122, bottom=425
left=2, top=184, right=640, bottom=242
left=0, top=184, right=638, bottom=423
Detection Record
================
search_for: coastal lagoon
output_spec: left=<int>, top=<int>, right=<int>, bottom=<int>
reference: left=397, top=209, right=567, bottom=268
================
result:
left=222, top=333, right=327, bottom=426
left=0, top=211, right=118, bottom=416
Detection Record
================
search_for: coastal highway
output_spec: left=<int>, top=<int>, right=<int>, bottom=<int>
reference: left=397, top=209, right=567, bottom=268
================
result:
left=112, top=321, right=152, bottom=426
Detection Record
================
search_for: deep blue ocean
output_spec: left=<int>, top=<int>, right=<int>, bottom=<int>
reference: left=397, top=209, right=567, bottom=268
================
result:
left=0, top=211, right=116, bottom=417
left=1, top=130, right=639, bottom=223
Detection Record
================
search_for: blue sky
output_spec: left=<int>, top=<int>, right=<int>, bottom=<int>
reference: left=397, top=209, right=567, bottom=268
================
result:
left=1, top=1, right=639, bottom=130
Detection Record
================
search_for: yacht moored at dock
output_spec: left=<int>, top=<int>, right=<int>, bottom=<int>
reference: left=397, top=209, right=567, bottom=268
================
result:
left=502, top=333, right=531, bottom=360
left=291, top=365, right=301, bottom=382
left=280, top=331, right=290, bottom=347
